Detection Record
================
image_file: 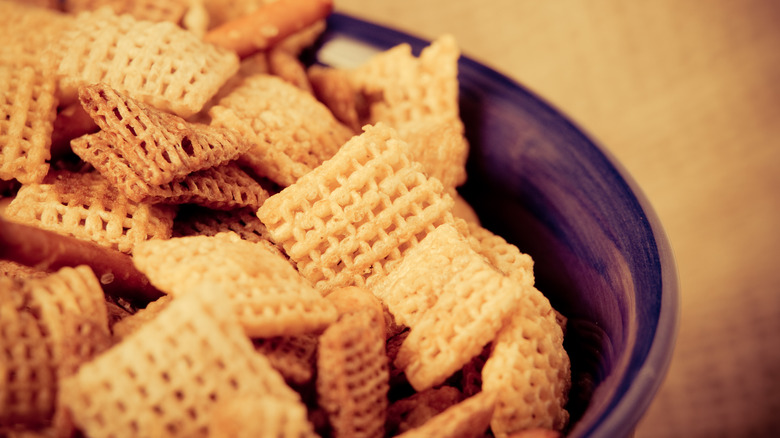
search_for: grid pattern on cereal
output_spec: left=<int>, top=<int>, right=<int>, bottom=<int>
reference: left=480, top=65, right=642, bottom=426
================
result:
left=482, top=287, right=572, bottom=434
left=63, top=0, right=190, bottom=24
left=257, top=123, right=455, bottom=294
left=59, top=289, right=300, bottom=438
left=52, top=8, right=238, bottom=117
left=0, top=279, right=58, bottom=429
left=3, top=171, right=175, bottom=254
left=372, top=223, right=477, bottom=329
left=462, top=219, right=536, bottom=288
left=253, top=334, right=319, bottom=385
left=72, top=132, right=268, bottom=209
left=132, top=233, right=337, bottom=338
left=0, top=66, right=58, bottom=184
left=78, top=84, right=251, bottom=187
left=317, top=311, right=389, bottom=438
left=393, top=227, right=525, bottom=391
left=208, top=74, right=354, bottom=187
left=0, top=2, right=74, bottom=70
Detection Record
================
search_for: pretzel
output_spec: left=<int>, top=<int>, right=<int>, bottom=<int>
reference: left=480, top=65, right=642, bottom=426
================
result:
left=0, top=218, right=164, bottom=307
left=204, top=0, right=334, bottom=58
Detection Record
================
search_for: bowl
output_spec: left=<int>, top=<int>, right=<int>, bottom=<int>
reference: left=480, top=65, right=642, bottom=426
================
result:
left=308, top=13, right=680, bottom=438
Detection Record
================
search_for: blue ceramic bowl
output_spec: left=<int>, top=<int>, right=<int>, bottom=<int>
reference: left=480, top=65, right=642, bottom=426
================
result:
left=308, top=13, right=679, bottom=438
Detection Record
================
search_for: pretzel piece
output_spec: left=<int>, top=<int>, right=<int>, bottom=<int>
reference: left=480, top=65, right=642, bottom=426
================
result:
left=204, top=0, right=333, bottom=58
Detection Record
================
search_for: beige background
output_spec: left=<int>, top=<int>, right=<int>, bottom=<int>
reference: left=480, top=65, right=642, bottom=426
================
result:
left=334, top=1, right=780, bottom=436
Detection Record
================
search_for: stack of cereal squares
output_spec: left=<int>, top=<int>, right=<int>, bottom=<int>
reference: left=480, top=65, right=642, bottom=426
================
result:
left=1, top=1, right=572, bottom=437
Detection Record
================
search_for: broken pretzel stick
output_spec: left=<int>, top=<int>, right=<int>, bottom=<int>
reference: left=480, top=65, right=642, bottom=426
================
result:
left=0, top=218, right=163, bottom=307
left=204, top=0, right=333, bottom=58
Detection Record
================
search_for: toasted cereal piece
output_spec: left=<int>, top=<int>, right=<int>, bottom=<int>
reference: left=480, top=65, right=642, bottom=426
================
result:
left=208, top=393, right=318, bottom=438
left=391, top=224, right=526, bottom=391
left=133, top=233, right=337, bottom=337
left=308, top=64, right=363, bottom=132
left=371, top=223, right=480, bottom=329
left=252, top=334, right=318, bottom=386
left=3, top=171, right=175, bottom=254
left=78, top=84, right=251, bottom=187
left=395, top=391, right=497, bottom=438
left=50, top=8, right=239, bottom=116
left=59, top=286, right=301, bottom=438
left=0, top=279, right=58, bottom=429
left=317, top=310, right=389, bottom=438
left=63, top=0, right=191, bottom=25
left=482, top=287, right=571, bottom=435
left=0, top=65, right=58, bottom=185
left=397, top=117, right=468, bottom=194
left=0, top=2, right=74, bottom=70
left=257, top=123, right=456, bottom=294
left=349, top=34, right=461, bottom=127
left=268, top=47, right=313, bottom=92
left=72, top=132, right=269, bottom=208
left=4, top=0, right=61, bottom=8
left=0, top=266, right=111, bottom=431
left=326, top=286, right=386, bottom=338
left=460, top=219, right=535, bottom=289
left=209, top=74, right=354, bottom=187
left=172, top=205, right=286, bottom=260
left=386, top=386, right=462, bottom=436
left=111, top=294, right=173, bottom=339
left=505, top=429, right=562, bottom=438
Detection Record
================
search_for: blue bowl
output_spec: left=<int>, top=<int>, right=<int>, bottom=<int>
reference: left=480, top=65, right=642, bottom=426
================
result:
left=309, top=13, right=680, bottom=438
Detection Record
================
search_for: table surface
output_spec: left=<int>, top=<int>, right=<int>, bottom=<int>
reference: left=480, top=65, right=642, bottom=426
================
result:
left=334, top=1, right=780, bottom=436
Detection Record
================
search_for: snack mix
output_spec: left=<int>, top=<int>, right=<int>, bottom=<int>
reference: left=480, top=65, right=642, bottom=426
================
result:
left=0, top=1, right=571, bottom=437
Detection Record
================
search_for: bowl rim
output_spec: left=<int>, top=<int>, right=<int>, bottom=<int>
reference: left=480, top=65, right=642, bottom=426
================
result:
left=316, top=12, right=680, bottom=437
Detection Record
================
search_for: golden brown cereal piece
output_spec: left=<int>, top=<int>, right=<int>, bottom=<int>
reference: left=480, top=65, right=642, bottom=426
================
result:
left=0, top=65, right=58, bottom=184
left=506, top=429, right=562, bottom=438
left=208, top=393, right=318, bottom=438
left=171, top=205, right=285, bottom=256
left=5, top=0, right=61, bottom=8
left=111, top=295, right=173, bottom=339
left=72, top=132, right=269, bottom=208
left=326, top=286, right=387, bottom=338
left=268, top=47, right=314, bottom=93
left=0, top=2, right=74, bottom=70
left=398, top=117, right=468, bottom=194
left=209, top=74, right=353, bottom=187
left=460, top=219, right=535, bottom=289
left=0, top=279, right=58, bottom=430
left=133, top=233, right=337, bottom=337
left=252, top=334, right=318, bottom=386
left=0, top=266, right=111, bottom=431
left=63, top=0, right=191, bottom=25
left=386, top=386, right=462, bottom=436
left=50, top=8, right=239, bottom=116
left=3, top=171, right=175, bottom=254
left=257, top=123, right=456, bottom=294
left=482, top=287, right=571, bottom=435
left=78, top=83, right=252, bottom=187
left=350, top=35, right=461, bottom=128
left=308, top=64, right=363, bottom=132
left=59, top=287, right=301, bottom=438
left=395, top=391, right=497, bottom=438
left=372, top=224, right=479, bottom=329
left=391, top=224, right=525, bottom=391
left=317, top=310, right=389, bottom=438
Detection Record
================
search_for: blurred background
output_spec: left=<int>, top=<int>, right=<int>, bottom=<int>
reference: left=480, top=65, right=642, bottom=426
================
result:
left=336, top=0, right=780, bottom=436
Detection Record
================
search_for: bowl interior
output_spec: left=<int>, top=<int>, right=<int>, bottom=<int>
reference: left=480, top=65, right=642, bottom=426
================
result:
left=309, top=13, right=679, bottom=438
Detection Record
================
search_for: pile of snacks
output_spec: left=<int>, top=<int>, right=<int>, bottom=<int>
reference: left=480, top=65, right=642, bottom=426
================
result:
left=0, top=0, right=571, bottom=437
